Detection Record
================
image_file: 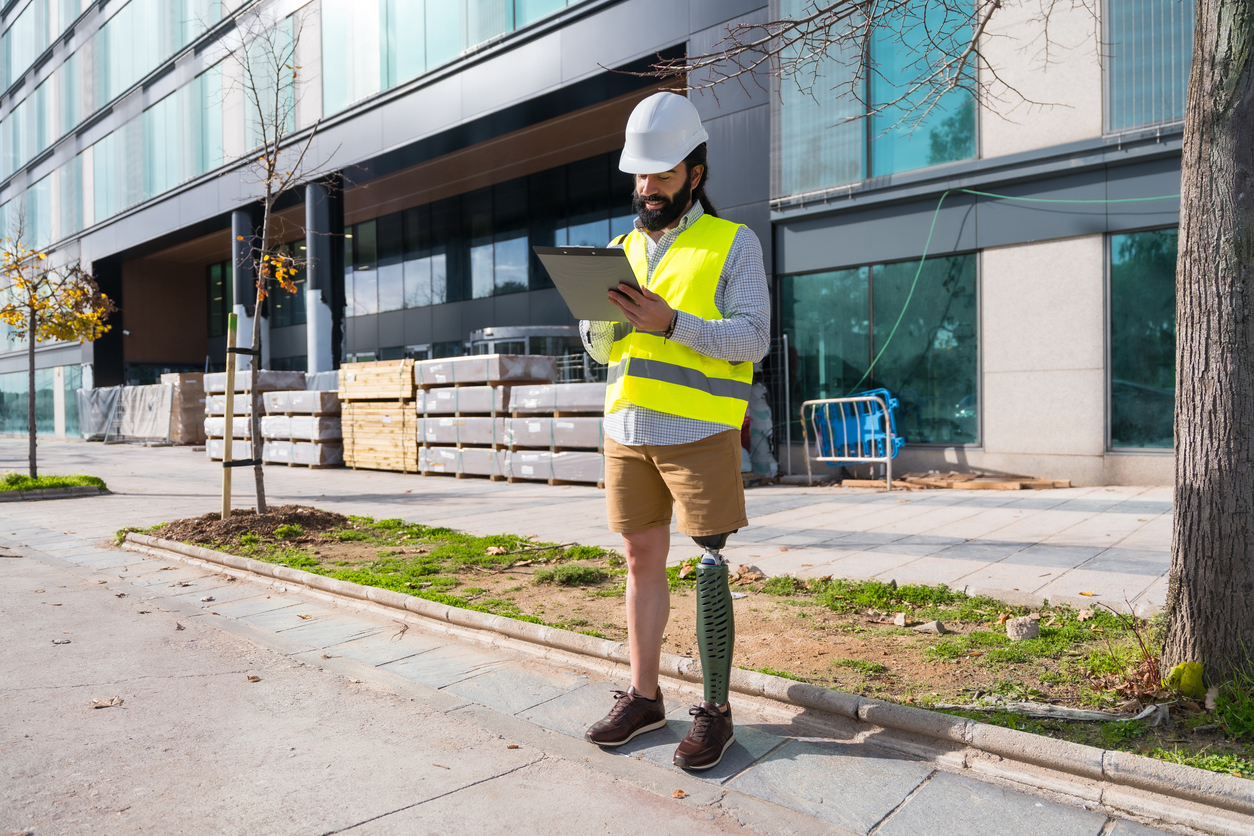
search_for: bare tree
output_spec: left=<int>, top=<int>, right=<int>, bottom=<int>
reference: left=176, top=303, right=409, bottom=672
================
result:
left=220, top=4, right=322, bottom=514
left=641, top=1, right=1254, bottom=686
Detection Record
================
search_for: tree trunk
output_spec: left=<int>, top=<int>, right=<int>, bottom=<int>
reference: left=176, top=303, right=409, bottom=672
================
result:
left=27, top=304, right=36, bottom=480
left=250, top=292, right=267, bottom=515
left=1164, top=1, right=1254, bottom=683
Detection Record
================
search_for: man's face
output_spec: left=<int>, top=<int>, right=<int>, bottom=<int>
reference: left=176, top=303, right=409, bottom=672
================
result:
left=632, top=164, right=702, bottom=232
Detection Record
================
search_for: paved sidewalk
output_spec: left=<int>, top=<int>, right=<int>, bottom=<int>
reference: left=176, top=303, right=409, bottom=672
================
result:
left=3, top=517, right=1177, bottom=835
left=0, top=439, right=1172, bottom=613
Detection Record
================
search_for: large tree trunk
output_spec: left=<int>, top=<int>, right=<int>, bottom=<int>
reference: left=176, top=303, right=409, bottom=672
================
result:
left=27, top=306, right=36, bottom=479
left=1164, top=1, right=1254, bottom=683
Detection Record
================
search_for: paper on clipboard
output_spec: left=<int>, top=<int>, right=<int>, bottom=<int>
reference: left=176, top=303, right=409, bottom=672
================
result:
left=532, top=246, right=643, bottom=323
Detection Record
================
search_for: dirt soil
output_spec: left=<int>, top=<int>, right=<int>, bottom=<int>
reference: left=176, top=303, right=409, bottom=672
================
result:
left=139, top=506, right=1253, bottom=769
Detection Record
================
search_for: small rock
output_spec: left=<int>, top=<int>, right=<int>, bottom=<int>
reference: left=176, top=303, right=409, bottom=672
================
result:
left=893, top=612, right=908, bottom=627
left=912, top=620, right=947, bottom=634
left=1006, top=615, right=1040, bottom=641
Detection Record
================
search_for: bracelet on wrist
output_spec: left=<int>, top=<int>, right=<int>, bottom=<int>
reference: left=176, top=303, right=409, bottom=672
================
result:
left=663, top=311, right=678, bottom=339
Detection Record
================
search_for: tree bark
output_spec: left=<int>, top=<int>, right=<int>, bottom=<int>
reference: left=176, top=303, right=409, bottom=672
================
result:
left=250, top=291, right=267, bottom=515
left=1165, top=0, right=1254, bottom=682
left=27, top=302, right=36, bottom=479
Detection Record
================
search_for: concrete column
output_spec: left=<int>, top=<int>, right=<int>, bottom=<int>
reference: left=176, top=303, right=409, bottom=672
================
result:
left=304, top=179, right=344, bottom=372
left=231, top=208, right=270, bottom=371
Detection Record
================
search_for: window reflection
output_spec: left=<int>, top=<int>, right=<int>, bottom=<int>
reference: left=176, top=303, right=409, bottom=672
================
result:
left=1110, top=229, right=1176, bottom=448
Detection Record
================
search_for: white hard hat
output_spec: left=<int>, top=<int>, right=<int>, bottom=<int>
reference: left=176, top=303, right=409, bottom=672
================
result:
left=618, top=92, right=709, bottom=174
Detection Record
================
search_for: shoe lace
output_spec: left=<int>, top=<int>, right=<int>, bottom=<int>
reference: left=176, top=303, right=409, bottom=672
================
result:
left=686, top=704, right=723, bottom=742
left=605, top=689, right=638, bottom=721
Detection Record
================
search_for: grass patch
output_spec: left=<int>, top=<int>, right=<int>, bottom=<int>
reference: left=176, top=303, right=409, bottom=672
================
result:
left=747, top=666, right=809, bottom=682
left=534, top=564, right=607, bottom=587
left=833, top=658, right=888, bottom=675
left=2, top=473, right=106, bottom=492
left=1149, top=748, right=1254, bottom=778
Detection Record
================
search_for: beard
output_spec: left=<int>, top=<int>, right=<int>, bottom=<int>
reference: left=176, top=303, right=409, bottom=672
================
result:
left=632, top=178, right=693, bottom=232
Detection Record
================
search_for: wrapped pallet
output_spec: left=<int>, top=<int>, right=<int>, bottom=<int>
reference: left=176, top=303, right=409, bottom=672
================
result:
left=420, top=416, right=507, bottom=446
left=338, top=359, right=415, bottom=401
left=161, top=373, right=206, bottom=444
left=415, top=354, right=557, bottom=387
left=206, top=394, right=261, bottom=415
left=206, top=438, right=253, bottom=462
left=506, top=450, right=604, bottom=485
left=261, top=415, right=342, bottom=441
left=261, top=390, right=341, bottom=415
left=205, top=416, right=252, bottom=439
left=509, top=382, right=607, bottom=414
left=263, top=440, right=344, bottom=467
left=420, top=447, right=506, bottom=478
left=342, top=401, right=418, bottom=472
left=204, top=370, right=305, bottom=394
left=507, top=416, right=603, bottom=449
left=419, top=385, right=509, bottom=415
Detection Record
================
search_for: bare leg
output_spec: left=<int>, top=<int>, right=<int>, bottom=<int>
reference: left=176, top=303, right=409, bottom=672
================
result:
left=623, top=524, right=671, bottom=698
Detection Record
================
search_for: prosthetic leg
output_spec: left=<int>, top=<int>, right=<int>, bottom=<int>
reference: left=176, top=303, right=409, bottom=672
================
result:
left=692, top=530, right=737, bottom=705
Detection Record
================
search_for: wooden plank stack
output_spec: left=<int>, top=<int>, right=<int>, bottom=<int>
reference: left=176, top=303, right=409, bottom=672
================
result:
left=339, top=359, right=418, bottom=472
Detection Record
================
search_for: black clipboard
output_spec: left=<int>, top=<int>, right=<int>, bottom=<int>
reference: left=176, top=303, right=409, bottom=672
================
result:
left=532, top=246, right=643, bottom=323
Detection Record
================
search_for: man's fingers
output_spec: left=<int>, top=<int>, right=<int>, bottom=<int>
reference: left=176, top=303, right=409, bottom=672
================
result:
left=615, top=283, right=647, bottom=304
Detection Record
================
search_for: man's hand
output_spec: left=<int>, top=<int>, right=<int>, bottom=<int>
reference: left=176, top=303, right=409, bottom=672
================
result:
left=608, top=283, right=675, bottom=333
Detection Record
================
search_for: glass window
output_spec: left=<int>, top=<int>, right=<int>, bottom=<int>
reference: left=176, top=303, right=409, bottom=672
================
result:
left=1106, top=0, right=1194, bottom=132
left=376, top=212, right=404, bottom=312
left=207, top=260, right=232, bottom=338
left=781, top=253, right=978, bottom=444
left=426, top=1, right=464, bottom=68
left=57, top=155, right=81, bottom=237
left=1110, top=228, right=1176, bottom=449
left=466, top=188, right=494, bottom=299
left=430, top=196, right=457, bottom=304
left=402, top=205, right=433, bottom=308
left=493, top=179, right=528, bottom=295
left=57, top=53, right=80, bottom=138
left=384, top=0, right=426, bottom=87
left=352, top=221, right=379, bottom=315
left=515, top=0, right=567, bottom=27
left=26, top=174, right=52, bottom=250
left=3, top=0, right=50, bottom=91
left=267, top=242, right=307, bottom=327
left=195, top=65, right=224, bottom=175
left=321, top=0, right=382, bottom=116
left=468, top=0, right=512, bottom=48
left=245, top=17, right=295, bottom=151
left=772, top=0, right=975, bottom=195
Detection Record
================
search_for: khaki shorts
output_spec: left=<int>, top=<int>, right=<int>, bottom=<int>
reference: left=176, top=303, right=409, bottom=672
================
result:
left=604, top=429, right=748, bottom=536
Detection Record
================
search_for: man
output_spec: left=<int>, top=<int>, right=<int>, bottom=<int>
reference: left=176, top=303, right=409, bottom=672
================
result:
left=580, top=91, right=770, bottom=770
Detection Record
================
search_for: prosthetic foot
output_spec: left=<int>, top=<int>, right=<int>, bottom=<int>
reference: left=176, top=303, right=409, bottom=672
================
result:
left=692, top=531, right=737, bottom=706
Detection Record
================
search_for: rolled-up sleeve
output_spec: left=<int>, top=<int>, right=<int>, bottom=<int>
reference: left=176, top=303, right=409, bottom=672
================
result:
left=669, top=227, right=770, bottom=364
left=580, top=319, right=615, bottom=365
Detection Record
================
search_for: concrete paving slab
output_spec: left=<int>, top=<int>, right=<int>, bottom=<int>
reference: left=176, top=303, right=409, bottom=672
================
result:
left=1002, top=544, right=1106, bottom=568
left=443, top=662, right=589, bottom=715
left=876, top=770, right=1113, bottom=836
left=169, top=581, right=273, bottom=607
left=324, top=628, right=449, bottom=666
left=1033, top=570, right=1159, bottom=607
left=1108, top=819, right=1178, bottom=835
left=273, top=614, right=385, bottom=649
left=379, top=642, right=512, bottom=689
left=514, top=680, right=621, bottom=739
left=206, top=593, right=305, bottom=620
left=1077, top=548, right=1171, bottom=576
left=238, top=601, right=339, bottom=632
left=726, top=737, right=935, bottom=834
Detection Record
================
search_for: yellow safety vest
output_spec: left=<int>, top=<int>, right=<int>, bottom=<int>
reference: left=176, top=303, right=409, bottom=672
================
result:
left=604, top=214, right=752, bottom=430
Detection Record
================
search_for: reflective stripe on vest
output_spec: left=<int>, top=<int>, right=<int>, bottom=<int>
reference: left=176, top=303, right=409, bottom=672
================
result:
left=604, top=214, right=751, bottom=429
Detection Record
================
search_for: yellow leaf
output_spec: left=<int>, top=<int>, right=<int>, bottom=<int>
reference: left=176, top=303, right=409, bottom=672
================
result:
left=1078, top=591, right=1095, bottom=597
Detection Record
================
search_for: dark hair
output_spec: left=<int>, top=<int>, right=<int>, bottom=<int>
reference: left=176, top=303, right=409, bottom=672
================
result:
left=682, top=142, right=718, bottom=218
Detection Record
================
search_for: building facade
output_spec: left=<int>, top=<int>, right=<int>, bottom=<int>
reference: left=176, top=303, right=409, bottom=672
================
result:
left=0, top=0, right=1187, bottom=485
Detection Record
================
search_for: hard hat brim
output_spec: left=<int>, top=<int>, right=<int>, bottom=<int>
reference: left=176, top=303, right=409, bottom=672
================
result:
left=618, top=126, right=709, bottom=175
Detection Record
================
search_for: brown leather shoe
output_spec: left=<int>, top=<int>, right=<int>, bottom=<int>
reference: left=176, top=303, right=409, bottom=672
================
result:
left=673, top=701, right=734, bottom=770
left=585, top=686, right=667, bottom=747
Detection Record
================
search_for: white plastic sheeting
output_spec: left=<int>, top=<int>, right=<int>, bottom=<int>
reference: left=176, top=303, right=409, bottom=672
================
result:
left=419, top=417, right=507, bottom=446
left=509, top=382, right=607, bottom=413
left=748, top=382, right=779, bottom=478
left=420, top=447, right=507, bottom=477
left=263, top=390, right=341, bottom=414
left=204, top=370, right=306, bottom=393
left=263, top=440, right=344, bottom=467
left=506, top=416, right=603, bottom=449
left=419, top=385, right=509, bottom=415
left=506, top=450, right=603, bottom=483
left=260, top=415, right=342, bottom=441
left=414, top=354, right=557, bottom=387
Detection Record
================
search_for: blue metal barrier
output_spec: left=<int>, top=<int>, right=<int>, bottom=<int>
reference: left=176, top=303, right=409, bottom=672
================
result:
left=800, top=389, right=903, bottom=488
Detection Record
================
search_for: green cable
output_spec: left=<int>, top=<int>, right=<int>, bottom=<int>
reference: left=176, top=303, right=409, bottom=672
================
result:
left=841, top=188, right=1182, bottom=396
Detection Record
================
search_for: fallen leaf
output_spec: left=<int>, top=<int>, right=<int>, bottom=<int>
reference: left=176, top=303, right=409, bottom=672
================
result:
left=348, top=678, right=362, bottom=683
left=90, top=696, right=123, bottom=709
left=486, top=546, right=509, bottom=555
left=672, top=789, right=687, bottom=799
left=97, top=580, right=107, bottom=584
left=297, top=614, right=312, bottom=620
left=1077, top=609, right=1095, bottom=621
left=246, top=675, right=261, bottom=683
left=321, top=653, right=334, bottom=659
left=1206, top=686, right=1219, bottom=711
left=678, top=564, right=694, bottom=579
left=175, top=623, right=185, bottom=631
left=137, top=610, right=151, bottom=614
left=433, top=763, right=450, bottom=769
left=1079, top=591, right=1096, bottom=597
left=200, top=596, right=215, bottom=602
left=33, top=589, right=43, bottom=593
left=52, top=638, right=71, bottom=645
left=967, top=651, right=984, bottom=657
left=513, top=560, right=533, bottom=567
left=778, top=547, right=788, bottom=552
left=507, top=744, right=519, bottom=749
left=51, top=603, right=62, bottom=606
left=995, top=613, right=1009, bottom=625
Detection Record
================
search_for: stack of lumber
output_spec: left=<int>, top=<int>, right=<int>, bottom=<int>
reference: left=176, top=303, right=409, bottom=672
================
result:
left=416, top=355, right=557, bottom=480
left=203, top=370, right=305, bottom=463
left=339, top=360, right=417, bottom=472
left=504, top=382, right=607, bottom=486
left=261, top=390, right=343, bottom=468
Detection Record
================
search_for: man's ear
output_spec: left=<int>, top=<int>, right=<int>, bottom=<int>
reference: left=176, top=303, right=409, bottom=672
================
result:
left=689, top=164, right=704, bottom=190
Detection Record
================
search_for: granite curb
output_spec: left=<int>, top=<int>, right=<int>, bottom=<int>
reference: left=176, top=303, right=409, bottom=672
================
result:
left=124, top=532, right=1254, bottom=834
left=0, top=485, right=107, bottom=502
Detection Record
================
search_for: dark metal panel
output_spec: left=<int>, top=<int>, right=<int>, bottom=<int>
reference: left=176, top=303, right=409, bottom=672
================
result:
left=777, top=193, right=978, bottom=275
left=702, top=104, right=769, bottom=213
left=973, top=170, right=1107, bottom=249
left=431, top=301, right=465, bottom=343
left=490, top=293, right=531, bottom=327
left=1106, top=157, right=1182, bottom=232
left=459, top=296, right=496, bottom=336
left=403, top=306, right=434, bottom=347
left=559, top=0, right=688, bottom=85
left=527, top=287, right=577, bottom=326
left=348, top=314, right=378, bottom=353
left=379, top=76, right=465, bottom=154
left=461, top=36, right=562, bottom=123
left=719, top=200, right=772, bottom=279
left=689, top=8, right=771, bottom=120
left=269, top=324, right=307, bottom=360
left=377, top=309, right=405, bottom=348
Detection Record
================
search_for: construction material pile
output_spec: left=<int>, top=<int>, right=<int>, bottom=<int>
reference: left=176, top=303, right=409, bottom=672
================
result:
left=203, top=370, right=304, bottom=463
left=261, top=390, right=343, bottom=467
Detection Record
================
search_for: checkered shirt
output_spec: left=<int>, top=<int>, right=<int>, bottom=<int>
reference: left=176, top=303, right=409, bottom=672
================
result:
left=579, top=201, right=770, bottom=446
